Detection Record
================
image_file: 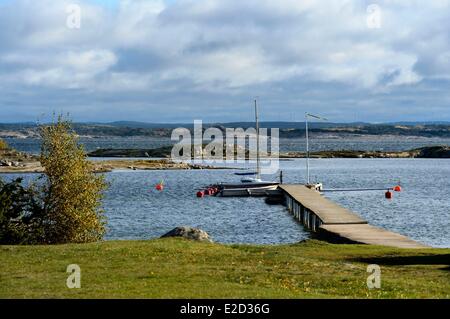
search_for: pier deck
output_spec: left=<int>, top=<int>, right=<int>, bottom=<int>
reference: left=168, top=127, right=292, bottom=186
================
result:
left=279, top=185, right=366, bottom=225
left=279, top=185, right=428, bottom=249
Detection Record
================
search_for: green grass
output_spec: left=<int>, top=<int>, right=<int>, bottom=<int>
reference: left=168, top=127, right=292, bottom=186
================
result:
left=0, top=239, right=449, bottom=299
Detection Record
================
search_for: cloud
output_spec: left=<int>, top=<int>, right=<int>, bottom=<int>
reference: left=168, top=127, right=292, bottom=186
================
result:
left=0, top=0, right=449, bottom=122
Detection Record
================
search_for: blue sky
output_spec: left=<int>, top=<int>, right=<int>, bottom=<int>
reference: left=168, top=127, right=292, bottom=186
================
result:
left=0, top=0, right=449, bottom=123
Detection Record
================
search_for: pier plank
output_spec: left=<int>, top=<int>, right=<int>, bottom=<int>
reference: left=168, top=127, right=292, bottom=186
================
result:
left=279, top=185, right=367, bottom=225
left=279, top=185, right=428, bottom=249
left=320, top=224, right=428, bottom=249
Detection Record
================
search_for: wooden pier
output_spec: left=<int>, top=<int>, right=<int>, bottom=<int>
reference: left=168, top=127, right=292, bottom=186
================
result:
left=279, top=185, right=428, bottom=249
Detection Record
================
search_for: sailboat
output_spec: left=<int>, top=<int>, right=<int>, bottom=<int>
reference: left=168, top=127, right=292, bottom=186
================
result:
left=216, top=99, right=280, bottom=197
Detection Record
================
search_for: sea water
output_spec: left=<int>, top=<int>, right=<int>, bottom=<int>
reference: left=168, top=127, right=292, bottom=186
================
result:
left=2, top=158, right=449, bottom=247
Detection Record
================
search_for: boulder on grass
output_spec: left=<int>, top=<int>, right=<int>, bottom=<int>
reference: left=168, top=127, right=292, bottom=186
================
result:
left=161, top=226, right=212, bottom=242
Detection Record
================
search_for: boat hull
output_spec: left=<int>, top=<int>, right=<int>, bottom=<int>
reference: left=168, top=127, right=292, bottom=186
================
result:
left=219, top=182, right=280, bottom=189
left=219, top=185, right=280, bottom=197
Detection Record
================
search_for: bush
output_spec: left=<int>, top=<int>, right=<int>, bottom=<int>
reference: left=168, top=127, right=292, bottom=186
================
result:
left=0, top=178, right=45, bottom=244
left=39, top=117, right=108, bottom=243
left=0, top=138, right=8, bottom=150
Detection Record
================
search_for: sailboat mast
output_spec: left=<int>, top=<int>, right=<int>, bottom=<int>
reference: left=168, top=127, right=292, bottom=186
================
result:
left=255, top=99, right=261, bottom=180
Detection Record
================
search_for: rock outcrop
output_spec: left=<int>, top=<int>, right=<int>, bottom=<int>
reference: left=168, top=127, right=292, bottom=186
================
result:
left=414, top=146, right=450, bottom=158
left=161, top=227, right=212, bottom=242
left=281, top=145, right=450, bottom=159
left=88, top=146, right=173, bottom=158
left=89, top=145, right=450, bottom=159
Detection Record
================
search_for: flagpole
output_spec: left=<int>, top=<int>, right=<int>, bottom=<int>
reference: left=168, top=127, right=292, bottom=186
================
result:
left=305, top=113, right=328, bottom=185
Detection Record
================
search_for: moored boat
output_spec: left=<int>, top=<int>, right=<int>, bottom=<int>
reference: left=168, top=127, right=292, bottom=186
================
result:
left=219, top=185, right=280, bottom=197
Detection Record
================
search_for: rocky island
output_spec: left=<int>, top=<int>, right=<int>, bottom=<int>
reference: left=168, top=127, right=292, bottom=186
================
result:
left=2, top=142, right=449, bottom=174
left=281, top=145, right=450, bottom=159
left=0, top=144, right=218, bottom=174
left=88, top=145, right=450, bottom=159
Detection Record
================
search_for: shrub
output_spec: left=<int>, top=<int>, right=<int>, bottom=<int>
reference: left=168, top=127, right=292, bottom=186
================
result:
left=39, top=116, right=108, bottom=244
left=0, top=178, right=45, bottom=244
left=0, top=138, right=8, bottom=150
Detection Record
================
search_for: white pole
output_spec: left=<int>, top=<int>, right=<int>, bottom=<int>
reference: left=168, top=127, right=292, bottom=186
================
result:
left=304, top=113, right=327, bottom=186
left=305, top=112, right=310, bottom=185
left=255, top=99, right=260, bottom=180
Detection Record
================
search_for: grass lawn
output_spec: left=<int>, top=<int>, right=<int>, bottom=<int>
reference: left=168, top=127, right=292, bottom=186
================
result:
left=0, top=239, right=449, bottom=299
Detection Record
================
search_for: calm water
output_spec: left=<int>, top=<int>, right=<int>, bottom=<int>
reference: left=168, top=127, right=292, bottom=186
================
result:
left=103, top=169, right=305, bottom=244
left=2, top=159, right=449, bottom=247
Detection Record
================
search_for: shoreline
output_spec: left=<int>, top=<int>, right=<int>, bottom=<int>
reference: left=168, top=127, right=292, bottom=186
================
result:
left=87, top=145, right=450, bottom=159
left=0, top=158, right=228, bottom=174
left=2, top=145, right=449, bottom=174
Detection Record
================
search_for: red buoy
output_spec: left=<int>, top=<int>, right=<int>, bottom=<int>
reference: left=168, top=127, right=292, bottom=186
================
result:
left=393, top=185, right=402, bottom=192
left=385, top=190, right=393, bottom=199
left=155, top=179, right=165, bottom=191
left=196, top=191, right=204, bottom=198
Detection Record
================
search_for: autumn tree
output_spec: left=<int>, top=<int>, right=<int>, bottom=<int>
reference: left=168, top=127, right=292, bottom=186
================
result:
left=39, top=116, right=107, bottom=243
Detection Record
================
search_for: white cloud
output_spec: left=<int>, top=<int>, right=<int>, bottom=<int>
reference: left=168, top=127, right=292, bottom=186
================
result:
left=0, top=0, right=449, bottom=121
left=1, top=49, right=117, bottom=89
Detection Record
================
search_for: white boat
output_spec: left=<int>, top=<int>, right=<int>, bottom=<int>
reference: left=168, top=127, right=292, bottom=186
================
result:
left=220, top=185, right=280, bottom=197
left=216, top=99, right=280, bottom=197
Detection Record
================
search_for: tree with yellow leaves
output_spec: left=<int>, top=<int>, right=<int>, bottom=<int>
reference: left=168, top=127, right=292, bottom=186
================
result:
left=39, top=116, right=107, bottom=243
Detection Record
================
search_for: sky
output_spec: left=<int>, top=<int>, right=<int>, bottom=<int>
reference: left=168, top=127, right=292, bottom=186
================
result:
left=0, top=0, right=449, bottom=123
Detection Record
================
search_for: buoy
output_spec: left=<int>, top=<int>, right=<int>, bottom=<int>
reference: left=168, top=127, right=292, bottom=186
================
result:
left=155, top=179, right=165, bottom=191
left=393, top=185, right=402, bottom=192
left=385, top=190, right=393, bottom=199
left=196, top=191, right=204, bottom=198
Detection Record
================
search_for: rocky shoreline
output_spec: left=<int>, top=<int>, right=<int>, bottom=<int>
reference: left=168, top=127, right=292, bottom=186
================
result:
left=281, top=145, right=450, bottom=159
left=88, top=145, right=450, bottom=159
left=0, top=148, right=222, bottom=174
left=0, top=149, right=41, bottom=173
left=1, top=145, right=449, bottom=174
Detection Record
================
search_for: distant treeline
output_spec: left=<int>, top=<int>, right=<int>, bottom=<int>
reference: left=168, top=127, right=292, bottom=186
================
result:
left=1, top=122, right=450, bottom=138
